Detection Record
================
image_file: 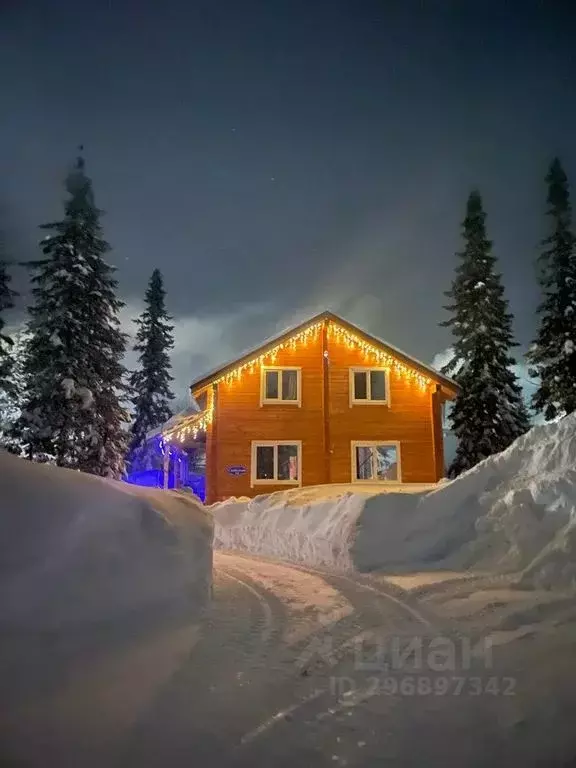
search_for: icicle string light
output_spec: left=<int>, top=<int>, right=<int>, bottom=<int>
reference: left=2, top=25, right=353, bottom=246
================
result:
left=162, top=318, right=433, bottom=443
left=164, top=405, right=214, bottom=444
left=326, top=323, right=431, bottom=389
left=213, top=319, right=432, bottom=390
left=214, top=322, right=323, bottom=385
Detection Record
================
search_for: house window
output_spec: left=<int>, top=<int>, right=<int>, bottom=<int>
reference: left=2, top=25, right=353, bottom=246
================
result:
left=261, top=367, right=301, bottom=405
left=350, top=368, right=389, bottom=404
left=251, top=441, right=301, bottom=485
left=352, top=441, right=400, bottom=482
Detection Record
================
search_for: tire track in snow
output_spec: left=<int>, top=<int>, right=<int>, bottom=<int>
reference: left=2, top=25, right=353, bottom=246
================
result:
left=299, top=564, right=434, bottom=628
left=218, top=566, right=276, bottom=646
left=222, top=550, right=436, bottom=631
left=224, top=553, right=440, bottom=756
left=115, top=567, right=289, bottom=764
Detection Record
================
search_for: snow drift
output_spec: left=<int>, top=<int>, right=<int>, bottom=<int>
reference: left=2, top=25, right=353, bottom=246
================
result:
left=213, top=414, right=576, bottom=589
left=0, top=450, right=213, bottom=629
left=0, top=451, right=213, bottom=766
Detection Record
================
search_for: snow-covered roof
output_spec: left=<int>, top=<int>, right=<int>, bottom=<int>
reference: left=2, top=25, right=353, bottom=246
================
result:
left=145, top=403, right=200, bottom=441
left=188, top=310, right=459, bottom=395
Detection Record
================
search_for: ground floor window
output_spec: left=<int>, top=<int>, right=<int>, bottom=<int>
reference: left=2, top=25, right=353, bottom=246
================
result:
left=352, top=441, right=401, bottom=482
left=251, top=441, right=301, bottom=485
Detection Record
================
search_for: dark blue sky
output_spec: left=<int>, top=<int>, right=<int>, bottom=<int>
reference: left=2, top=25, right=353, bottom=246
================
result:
left=2, top=0, right=576, bottom=395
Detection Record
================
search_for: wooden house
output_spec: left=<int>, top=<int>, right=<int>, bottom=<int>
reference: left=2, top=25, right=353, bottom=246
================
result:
left=157, top=311, right=459, bottom=503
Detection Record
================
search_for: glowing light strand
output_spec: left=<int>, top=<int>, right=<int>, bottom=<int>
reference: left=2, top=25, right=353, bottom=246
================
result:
left=213, top=319, right=432, bottom=390
left=162, top=319, right=433, bottom=443
left=327, top=324, right=431, bottom=389
left=163, top=405, right=214, bottom=444
left=214, top=322, right=323, bottom=386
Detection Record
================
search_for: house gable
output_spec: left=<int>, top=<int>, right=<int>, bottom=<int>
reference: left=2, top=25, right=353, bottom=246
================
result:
left=190, top=311, right=458, bottom=399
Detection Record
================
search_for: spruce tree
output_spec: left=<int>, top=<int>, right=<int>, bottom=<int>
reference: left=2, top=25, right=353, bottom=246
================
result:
left=0, top=250, right=18, bottom=449
left=442, top=190, right=530, bottom=477
left=0, top=329, right=30, bottom=455
left=527, top=158, right=576, bottom=420
left=128, top=269, right=175, bottom=471
left=0, top=256, right=17, bottom=395
left=19, top=152, right=129, bottom=476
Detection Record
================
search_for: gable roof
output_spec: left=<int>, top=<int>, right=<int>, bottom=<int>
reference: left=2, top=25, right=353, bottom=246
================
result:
left=189, top=310, right=459, bottom=396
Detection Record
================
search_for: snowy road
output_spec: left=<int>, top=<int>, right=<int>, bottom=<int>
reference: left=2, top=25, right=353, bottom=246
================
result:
left=114, top=551, right=440, bottom=767
left=4, top=552, right=576, bottom=767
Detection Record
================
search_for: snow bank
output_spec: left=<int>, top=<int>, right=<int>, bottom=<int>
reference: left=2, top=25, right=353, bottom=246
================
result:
left=0, top=450, right=213, bottom=629
left=213, top=414, right=576, bottom=589
left=213, top=491, right=367, bottom=570
left=0, top=451, right=213, bottom=765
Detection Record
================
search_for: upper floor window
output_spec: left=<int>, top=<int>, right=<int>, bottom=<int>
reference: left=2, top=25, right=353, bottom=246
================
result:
left=350, top=367, right=389, bottom=405
left=261, top=367, right=301, bottom=405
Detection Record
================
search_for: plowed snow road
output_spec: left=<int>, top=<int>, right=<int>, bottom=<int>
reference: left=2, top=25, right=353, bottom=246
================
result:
left=3, top=552, right=576, bottom=767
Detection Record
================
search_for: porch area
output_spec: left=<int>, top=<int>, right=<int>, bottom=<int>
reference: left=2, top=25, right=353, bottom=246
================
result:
left=126, top=407, right=212, bottom=502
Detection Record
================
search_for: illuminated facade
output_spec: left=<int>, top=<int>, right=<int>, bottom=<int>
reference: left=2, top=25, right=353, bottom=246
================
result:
left=154, top=311, right=459, bottom=502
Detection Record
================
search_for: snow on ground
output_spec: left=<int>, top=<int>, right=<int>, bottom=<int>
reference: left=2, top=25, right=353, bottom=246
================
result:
left=0, top=450, right=213, bottom=764
left=0, top=451, right=214, bottom=629
left=0, top=450, right=213, bottom=630
left=213, top=413, right=576, bottom=589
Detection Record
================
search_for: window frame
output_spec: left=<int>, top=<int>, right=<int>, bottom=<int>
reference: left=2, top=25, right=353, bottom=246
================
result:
left=251, top=440, right=303, bottom=486
left=350, top=440, right=402, bottom=483
left=260, top=366, right=302, bottom=406
left=349, top=367, right=390, bottom=406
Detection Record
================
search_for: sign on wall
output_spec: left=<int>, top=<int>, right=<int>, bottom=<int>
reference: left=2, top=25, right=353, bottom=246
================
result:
left=227, top=465, right=248, bottom=476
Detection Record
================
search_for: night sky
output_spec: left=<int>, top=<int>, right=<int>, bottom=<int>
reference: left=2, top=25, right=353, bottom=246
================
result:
left=2, top=1, right=576, bottom=401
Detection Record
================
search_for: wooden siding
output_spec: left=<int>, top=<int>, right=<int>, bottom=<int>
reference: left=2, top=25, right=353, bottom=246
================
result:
left=199, top=321, right=443, bottom=500
left=430, top=385, right=445, bottom=481
left=206, top=332, right=325, bottom=501
left=327, top=336, right=437, bottom=484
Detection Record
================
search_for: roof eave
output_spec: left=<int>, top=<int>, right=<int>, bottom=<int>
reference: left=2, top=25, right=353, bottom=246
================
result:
left=189, top=311, right=328, bottom=394
left=188, top=309, right=460, bottom=397
left=326, top=313, right=459, bottom=395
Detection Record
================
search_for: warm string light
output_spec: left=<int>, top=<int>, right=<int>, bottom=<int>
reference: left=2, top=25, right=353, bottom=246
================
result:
left=214, top=322, right=323, bottom=386
left=214, top=319, right=432, bottom=390
left=164, top=405, right=214, bottom=444
left=327, top=324, right=431, bottom=390
left=162, top=319, right=433, bottom=443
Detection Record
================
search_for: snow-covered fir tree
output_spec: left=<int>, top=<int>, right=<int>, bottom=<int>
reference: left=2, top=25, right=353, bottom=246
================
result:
left=19, top=152, right=129, bottom=476
left=128, top=268, right=175, bottom=471
left=526, top=158, right=576, bottom=420
left=0, top=257, right=17, bottom=395
left=442, top=190, right=530, bottom=477
left=0, top=251, right=18, bottom=448
left=0, top=329, right=30, bottom=455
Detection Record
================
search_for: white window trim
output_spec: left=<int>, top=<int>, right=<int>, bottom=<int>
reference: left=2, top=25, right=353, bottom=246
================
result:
left=349, top=367, right=390, bottom=406
left=260, top=366, right=302, bottom=406
left=251, top=440, right=303, bottom=487
left=350, top=440, right=402, bottom=483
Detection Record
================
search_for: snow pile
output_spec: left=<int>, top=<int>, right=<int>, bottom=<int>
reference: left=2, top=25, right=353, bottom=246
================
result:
left=213, top=414, right=576, bottom=588
left=0, top=451, right=213, bottom=766
left=213, top=492, right=368, bottom=570
left=0, top=450, right=213, bottom=629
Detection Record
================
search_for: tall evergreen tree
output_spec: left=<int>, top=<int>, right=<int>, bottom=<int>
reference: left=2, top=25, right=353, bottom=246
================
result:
left=0, top=223, right=18, bottom=446
left=0, top=254, right=17, bottom=395
left=128, top=269, right=175, bottom=471
left=19, top=152, right=129, bottom=476
left=442, top=190, right=530, bottom=477
left=527, top=158, right=576, bottom=420
left=0, top=329, right=32, bottom=455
